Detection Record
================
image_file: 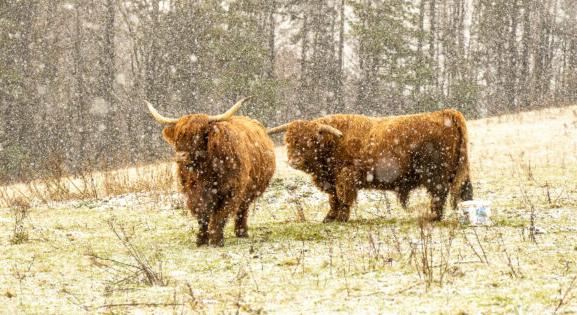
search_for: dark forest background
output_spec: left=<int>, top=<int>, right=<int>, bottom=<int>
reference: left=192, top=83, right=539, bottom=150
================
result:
left=1, top=0, right=576, bottom=184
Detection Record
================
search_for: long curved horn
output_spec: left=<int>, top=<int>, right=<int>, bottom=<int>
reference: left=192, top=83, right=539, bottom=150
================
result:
left=267, top=122, right=292, bottom=135
left=146, top=100, right=179, bottom=124
left=208, top=96, right=253, bottom=122
left=318, top=124, right=343, bottom=137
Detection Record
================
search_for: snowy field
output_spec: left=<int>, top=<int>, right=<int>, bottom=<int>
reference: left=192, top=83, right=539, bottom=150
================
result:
left=1, top=106, right=577, bottom=313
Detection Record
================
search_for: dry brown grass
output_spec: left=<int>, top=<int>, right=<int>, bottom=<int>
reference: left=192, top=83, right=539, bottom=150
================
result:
left=0, top=161, right=176, bottom=208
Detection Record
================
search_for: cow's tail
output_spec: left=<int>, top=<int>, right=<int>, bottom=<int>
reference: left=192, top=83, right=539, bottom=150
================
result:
left=446, top=109, right=473, bottom=209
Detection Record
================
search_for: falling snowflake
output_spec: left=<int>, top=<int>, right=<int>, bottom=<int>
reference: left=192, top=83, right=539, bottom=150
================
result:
left=90, top=97, right=109, bottom=116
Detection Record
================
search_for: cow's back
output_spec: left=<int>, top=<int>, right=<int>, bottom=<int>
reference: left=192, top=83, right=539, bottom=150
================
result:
left=314, top=114, right=378, bottom=139
left=360, top=110, right=462, bottom=186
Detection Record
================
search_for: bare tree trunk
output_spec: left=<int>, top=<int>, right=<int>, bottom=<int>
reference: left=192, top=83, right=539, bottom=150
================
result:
left=544, top=0, right=558, bottom=101
left=146, top=0, right=161, bottom=105
left=520, top=0, right=532, bottom=107
left=298, top=12, right=308, bottom=114
left=533, top=0, right=547, bottom=104
left=103, top=0, right=117, bottom=159
left=416, top=0, right=426, bottom=95
left=429, top=0, right=437, bottom=89
left=18, top=1, right=36, bottom=146
left=508, top=0, right=519, bottom=109
left=268, top=0, right=276, bottom=79
left=568, top=2, right=577, bottom=101
left=439, top=0, right=448, bottom=95
left=73, top=3, right=87, bottom=160
left=144, top=0, right=161, bottom=154
left=335, top=0, right=345, bottom=112
left=267, top=0, right=276, bottom=80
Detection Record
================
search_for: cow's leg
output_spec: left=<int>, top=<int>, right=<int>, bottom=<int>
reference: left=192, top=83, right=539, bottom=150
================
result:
left=397, top=186, right=411, bottom=209
left=191, top=191, right=213, bottom=247
left=334, top=167, right=358, bottom=222
left=208, top=196, right=243, bottom=246
left=196, top=211, right=210, bottom=246
left=323, top=194, right=341, bottom=223
left=460, top=177, right=474, bottom=202
left=323, top=181, right=357, bottom=223
left=335, top=189, right=357, bottom=222
left=207, top=209, right=228, bottom=247
left=234, top=199, right=251, bottom=238
left=427, top=183, right=449, bottom=220
left=207, top=203, right=231, bottom=247
left=313, top=177, right=340, bottom=223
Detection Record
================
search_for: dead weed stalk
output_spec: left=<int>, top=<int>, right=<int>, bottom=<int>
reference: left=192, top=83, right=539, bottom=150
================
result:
left=365, top=228, right=394, bottom=271
left=497, top=233, right=524, bottom=279
left=9, top=197, right=31, bottom=244
left=10, top=255, right=36, bottom=305
left=409, top=216, right=458, bottom=289
left=509, top=153, right=540, bottom=244
left=88, top=219, right=167, bottom=290
left=553, top=274, right=577, bottom=314
left=460, top=227, right=490, bottom=265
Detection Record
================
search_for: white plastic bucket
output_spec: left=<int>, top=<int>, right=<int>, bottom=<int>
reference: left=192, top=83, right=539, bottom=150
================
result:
left=458, top=200, right=492, bottom=225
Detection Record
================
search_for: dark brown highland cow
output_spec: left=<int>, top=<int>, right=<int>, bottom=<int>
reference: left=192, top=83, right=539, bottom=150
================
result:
left=269, top=109, right=473, bottom=221
left=147, top=97, right=275, bottom=246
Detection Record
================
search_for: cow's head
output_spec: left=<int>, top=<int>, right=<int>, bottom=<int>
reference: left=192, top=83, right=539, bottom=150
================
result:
left=268, top=120, right=343, bottom=172
left=147, top=97, right=252, bottom=166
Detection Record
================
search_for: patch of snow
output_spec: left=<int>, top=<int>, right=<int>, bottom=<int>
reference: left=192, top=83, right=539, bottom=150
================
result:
left=90, top=97, right=109, bottom=116
left=115, top=73, right=126, bottom=86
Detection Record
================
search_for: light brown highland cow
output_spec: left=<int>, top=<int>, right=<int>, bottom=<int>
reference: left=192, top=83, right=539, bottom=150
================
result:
left=269, top=109, right=473, bottom=221
left=148, top=97, right=275, bottom=246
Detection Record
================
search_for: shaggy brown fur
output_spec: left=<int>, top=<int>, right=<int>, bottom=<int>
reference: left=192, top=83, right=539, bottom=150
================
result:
left=160, top=115, right=275, bottom=246
left=271, top=109, right=473, bottom=221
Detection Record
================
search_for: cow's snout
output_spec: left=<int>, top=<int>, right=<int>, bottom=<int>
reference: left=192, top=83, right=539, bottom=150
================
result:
left=175, top=151, right=190, bottom=162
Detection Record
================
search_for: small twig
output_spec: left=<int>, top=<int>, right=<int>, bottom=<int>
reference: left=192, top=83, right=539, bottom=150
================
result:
left=89, top=253, right=141, bottom=269
left=553, top=275, right=577, bottom=314
left=461, top=228, right=488, bottom=265
left=96, top=302, right=184, bottom=309
left=394, top=282, right=421, bottom=294
left=472, top=228, right=490, bottom=265
left=498, top=234, right=524, bottom=279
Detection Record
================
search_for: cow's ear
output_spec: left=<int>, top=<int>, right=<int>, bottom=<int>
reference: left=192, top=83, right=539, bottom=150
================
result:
left=162, top=125, right=176, bottom=147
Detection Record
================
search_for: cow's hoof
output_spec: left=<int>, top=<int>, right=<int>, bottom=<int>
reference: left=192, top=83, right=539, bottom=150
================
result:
left=235, top=231, right=249, bottom=238
left=209, top=240, right=225, bottom=247
left=335, top=215, right=350, bottom=222
left=208, top=236, right=225, bottom=247
left=196, top=236, right=209, bottom=247
left=323, top=216, right=337, bottom=223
